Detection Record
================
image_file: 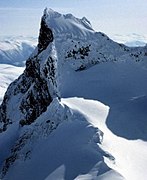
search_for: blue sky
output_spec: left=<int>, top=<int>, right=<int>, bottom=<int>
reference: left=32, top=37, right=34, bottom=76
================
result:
left=0, top=0, right=147, bottom=37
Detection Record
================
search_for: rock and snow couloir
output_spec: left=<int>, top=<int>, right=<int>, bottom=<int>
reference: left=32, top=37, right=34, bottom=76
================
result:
left=0, top=8, right=147, bottom=180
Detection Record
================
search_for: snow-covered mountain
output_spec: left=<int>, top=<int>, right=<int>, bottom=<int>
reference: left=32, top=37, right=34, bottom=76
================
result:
left=0, top=8, right=147, bottom=180
left=0, top=36, right=37, bottom=66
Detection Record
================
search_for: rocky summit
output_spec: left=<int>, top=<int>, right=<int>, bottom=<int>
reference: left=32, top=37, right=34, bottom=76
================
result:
left=0, top=8, right=147, bottom=180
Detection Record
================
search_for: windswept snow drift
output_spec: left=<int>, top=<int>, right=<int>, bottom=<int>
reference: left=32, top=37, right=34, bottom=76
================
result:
left=62, top=98, right=147, bottom=180
left=3, top=98, right=124, bottom=180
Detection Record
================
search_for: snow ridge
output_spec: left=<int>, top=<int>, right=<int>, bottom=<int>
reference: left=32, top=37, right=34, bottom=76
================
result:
left=44, top=8, right=94, bottom=39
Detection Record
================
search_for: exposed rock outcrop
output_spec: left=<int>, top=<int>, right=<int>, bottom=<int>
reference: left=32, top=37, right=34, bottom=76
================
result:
left=38, top=8, right=53, bottom=53
left=0, top=9, right=57, bottom=131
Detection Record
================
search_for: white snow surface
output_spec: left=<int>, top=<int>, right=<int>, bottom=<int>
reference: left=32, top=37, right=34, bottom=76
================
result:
left=2, top=58, right=147, bottom=179
left=44, top=8, right=94, bottom=39
left=62, top=98, right=147, bottom=180
left=3, top=98, right=124, bottom=180
left=0, top=8, right=147, bottom=180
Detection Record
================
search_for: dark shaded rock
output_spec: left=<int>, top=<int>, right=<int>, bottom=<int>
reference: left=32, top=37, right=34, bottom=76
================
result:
left=38, top=11, right=53, bottom=53
left=65, top=45, right=90, bottom=60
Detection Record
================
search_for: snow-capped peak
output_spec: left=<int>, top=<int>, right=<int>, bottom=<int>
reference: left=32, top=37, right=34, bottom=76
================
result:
left=43, top=8, right=61, bottom=19
left=43, top=8, right=94, bottom=38
left=0, top=8, right=147, bottom=180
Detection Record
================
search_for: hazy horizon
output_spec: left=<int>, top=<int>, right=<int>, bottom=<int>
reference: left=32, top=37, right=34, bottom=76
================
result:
left=0, top=0, right=147, bottom=40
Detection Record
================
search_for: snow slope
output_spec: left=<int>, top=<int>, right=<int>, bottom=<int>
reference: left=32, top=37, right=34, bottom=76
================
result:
left=2, top=98, right=124, bottom=180
left=60, top=59, right=147, bottom=140
left=0, top=8, right=147, bottom=180
left=59, top=53, right=147, bottom=179
left=0, top=36, right=36, bottom=66
left=62, top=97, right=147, bottom=180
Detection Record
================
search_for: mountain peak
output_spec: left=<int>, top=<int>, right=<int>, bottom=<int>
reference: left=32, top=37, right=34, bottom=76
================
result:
left=43, top=8, right=61, bottom=19
left=42, top=8, right=94, bottom=38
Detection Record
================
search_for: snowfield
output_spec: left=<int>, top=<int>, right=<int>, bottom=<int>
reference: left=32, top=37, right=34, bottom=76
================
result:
left=1, top=58, right=147, bottom=179
left=62, top=98, right=147, bottom=180
left=3, top=97, right=124, bottom=180
left=58, top=55, right=147, bottom=179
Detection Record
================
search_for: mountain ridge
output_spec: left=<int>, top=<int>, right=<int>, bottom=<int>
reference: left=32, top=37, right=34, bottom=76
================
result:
left=0, top=8, right=147, bottom=180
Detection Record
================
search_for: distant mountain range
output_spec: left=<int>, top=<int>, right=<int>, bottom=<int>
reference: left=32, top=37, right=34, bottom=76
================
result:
left=0, top=36, right=37, bottom=66
left=112, top=33, right=147, bottom=47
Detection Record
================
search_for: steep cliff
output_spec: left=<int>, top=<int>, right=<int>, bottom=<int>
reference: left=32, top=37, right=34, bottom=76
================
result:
left=0, top=9, right=58, bottom=131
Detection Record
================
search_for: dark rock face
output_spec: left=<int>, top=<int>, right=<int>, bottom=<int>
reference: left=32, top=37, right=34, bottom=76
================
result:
left=38, top=13, right=53, bottom=53
left=0, top=11, right=56, bottom=131
left=0, top=96, right=8, bottom=131
left=19, top=61, right=52, bottom=126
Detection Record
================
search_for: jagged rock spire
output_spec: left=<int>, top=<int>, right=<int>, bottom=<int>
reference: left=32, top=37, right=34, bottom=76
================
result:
left=0, top=9, right=58, bottom=131
left=38, top=8, right=54, bottom=53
